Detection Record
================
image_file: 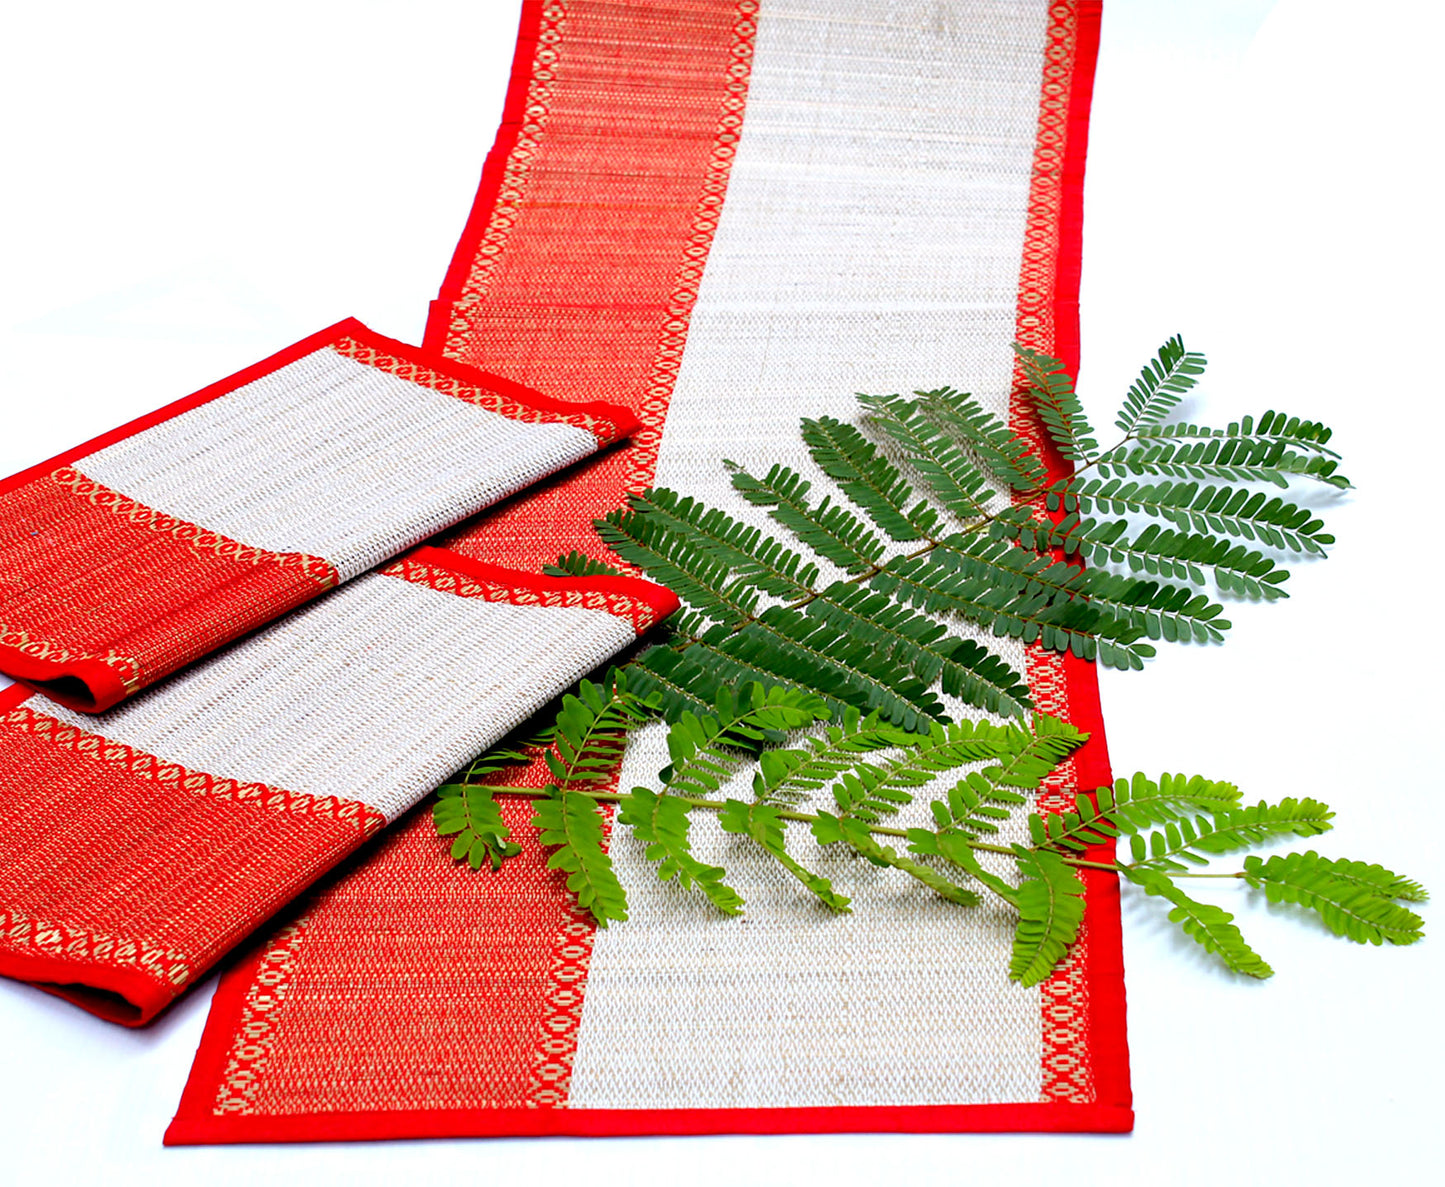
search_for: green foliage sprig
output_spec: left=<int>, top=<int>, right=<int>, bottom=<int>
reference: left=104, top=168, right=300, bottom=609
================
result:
left=435, top=338, right=1424, bottom=985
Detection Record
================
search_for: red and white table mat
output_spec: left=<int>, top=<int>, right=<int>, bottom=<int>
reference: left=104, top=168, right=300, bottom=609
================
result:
left=0, top=319, right=635, bottom=712
left=0, top=547, right=676, bottom=1024
left=168, top=0, right=1130, bottom=1141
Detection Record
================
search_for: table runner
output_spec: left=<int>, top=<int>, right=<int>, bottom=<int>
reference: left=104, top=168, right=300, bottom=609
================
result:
left=0, top=548, right=676, bottom=1023
left=168, top=0, right=1129, bottom=1141
left=0, top=319, right=634, bottom=712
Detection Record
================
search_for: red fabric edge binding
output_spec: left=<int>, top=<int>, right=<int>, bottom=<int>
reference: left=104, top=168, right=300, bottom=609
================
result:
left=0, top=314, right=639, bottom=501
left=167, top=0, right=1125, bottom=1142
left=423, top=0, right=546, bottom=349
left=0, top=950, right=170, bottom=1027
left=164, top=1105, right=1133, bottom=1145
left=403, top=545, right=681, bottom=635
left=0, top=652, right=131, bottom=715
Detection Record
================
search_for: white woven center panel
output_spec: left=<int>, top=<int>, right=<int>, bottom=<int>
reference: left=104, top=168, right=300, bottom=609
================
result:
left=79, top=347, right=597, bottom=580
left=42, top=573, right=635, bottom=820
left=570, top=0, right=1051, bottom=1109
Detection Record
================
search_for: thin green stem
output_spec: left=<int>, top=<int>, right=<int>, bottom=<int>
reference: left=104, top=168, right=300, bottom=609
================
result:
left=469, top=782, right=1226, bottom=879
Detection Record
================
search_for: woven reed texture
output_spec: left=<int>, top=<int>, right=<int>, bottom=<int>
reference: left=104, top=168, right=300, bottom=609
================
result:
left=169, top=0, right=1126, bottom=1142
left=0, top=557, right=664, bottom=1024
left=80, top=348, right=596, bottom=580
left=0, top=322, right=617, bottom=711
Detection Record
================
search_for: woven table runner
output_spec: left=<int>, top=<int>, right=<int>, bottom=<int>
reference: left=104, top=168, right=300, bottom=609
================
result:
left=0, top=319, right=634, bottom=712
left=167, top=0, right=1129, bottom=1141
left=0, top=548, right=675, bottom=1023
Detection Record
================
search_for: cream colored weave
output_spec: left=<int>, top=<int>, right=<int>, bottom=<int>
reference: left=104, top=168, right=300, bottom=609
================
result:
left=571, top=0, right=1050, bottom=1109
left=80, top=346, right=598, bottom=580
left=44, top=573, right=635, bottom=821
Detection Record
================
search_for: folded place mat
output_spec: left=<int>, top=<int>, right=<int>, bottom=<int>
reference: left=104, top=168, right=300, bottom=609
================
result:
left=0, top=318, right=636, bottom=712
left=0, top=546, right=676, bottom=1024
left=168, top=0, right=1128, bottom=1142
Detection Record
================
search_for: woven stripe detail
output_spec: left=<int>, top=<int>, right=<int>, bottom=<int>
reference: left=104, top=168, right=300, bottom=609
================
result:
left=381, top=556, right=670, bottom=633
left=331, top=334, right=627, bottom=445
left=521, top=910, right=599, bottom=1107
left=0, top=623, right=140, bottom=692
left=211, top=919, right=313, bottom=1115
left=1, top=705, right=386, bottom=831
left=438, top=0, right=760, bottom=570
left=1, top=908, right=192, bottom=990
left=1008, top=0, right=1097, bottom=1107
left=51, top=467, right=339, bottom=585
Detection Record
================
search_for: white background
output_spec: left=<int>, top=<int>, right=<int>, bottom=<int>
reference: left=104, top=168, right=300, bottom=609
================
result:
left=1, top=1, right=1440, bottom=1183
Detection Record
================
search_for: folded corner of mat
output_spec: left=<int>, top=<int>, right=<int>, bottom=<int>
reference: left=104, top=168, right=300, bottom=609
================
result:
left=0, top=551, right=675, bottom=1025
left=0, top=318, right=641, bottom=714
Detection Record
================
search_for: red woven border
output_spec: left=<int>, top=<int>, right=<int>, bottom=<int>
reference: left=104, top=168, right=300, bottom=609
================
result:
left=1038, top=1, right=1132, bottom=1123
left=426, top=2, right=548, bottom=332
left=168, top=0, right=1123, bottom=1142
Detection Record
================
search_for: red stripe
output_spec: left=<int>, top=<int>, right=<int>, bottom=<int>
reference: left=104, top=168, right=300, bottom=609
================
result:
left=0, top=705, right=383, bottom=1026
left=423, top=0, right=758, bottom=569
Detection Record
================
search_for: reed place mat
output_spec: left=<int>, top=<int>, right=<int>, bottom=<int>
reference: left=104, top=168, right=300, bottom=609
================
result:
left=0, top=319, right=635, bottom=712
left=0, top=548, right=675, bottom=1024
left=168, top=0, right=1128, bottom=1141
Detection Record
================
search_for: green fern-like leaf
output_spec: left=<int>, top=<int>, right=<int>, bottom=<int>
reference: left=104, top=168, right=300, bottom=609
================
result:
left=857, top=393, right=993, bottom=519
left=542, top=550, right=624, bottom=578
left=727, top=462, right=885, bottom=575
left=619, top=788, right=745, bottom=914
left=718, top=798, right=851, bottom=912
left=661, top=682, right=830, bottom=798
left=801, top=415, right=940, bottom=541
left=808, top=582, right=1032, bottom=717
left=1243, top=851, right=1426, bottom=945
left=624, top=487, right=819, bottom=599
left=434, top=784, right=522, bottom=871
left=996, top=512, right=1291, bottom=601
left=690, top=607, right=949, bottom=732
left=812, top=812, right=980, bottom=906
left=597, top=507, right=758, bottom=628
left=1009, top=846, right=1088, bottom=986
left=1053, top=477, right=1333, bottom=555
left=545, top=674, right=657, bottom=789
left=1133, top=410, right=1341, bottom=459
left=1095, top=437, right=1347, bottom=489
left=874, top=551, right=1157, bottom=670
left=532, top=792, right=629, bottom=926
left=1125, top=867, right=1273, bottom=978
left=750, top=708, right=917, bottom=805
left=1014, top=344, right=1100, bottom=463
left=1114, top=335, right=1207, bottom=433
left=626, top=643, right=732, bottom=723
left=1125, top=797, right=1335, bottom=872
left=982, top=712, right=1090, bottom=789
left=913, top=386, right=1048, bottom=492
left=1032, top=772, right=1243, bottom=853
